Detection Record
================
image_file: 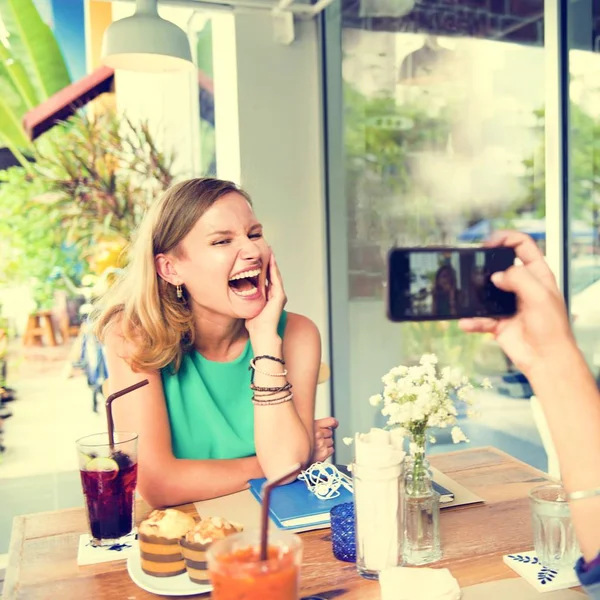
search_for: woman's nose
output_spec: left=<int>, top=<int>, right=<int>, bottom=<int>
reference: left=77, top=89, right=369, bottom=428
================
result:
left=239, top=237, right=261, bottom=260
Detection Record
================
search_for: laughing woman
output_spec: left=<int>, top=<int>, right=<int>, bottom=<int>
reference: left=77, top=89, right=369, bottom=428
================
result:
left=94, top=178, right=336, bottom=507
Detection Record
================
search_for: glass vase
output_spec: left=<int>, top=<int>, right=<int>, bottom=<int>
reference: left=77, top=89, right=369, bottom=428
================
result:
left=403, top=433, right=442, bottom=565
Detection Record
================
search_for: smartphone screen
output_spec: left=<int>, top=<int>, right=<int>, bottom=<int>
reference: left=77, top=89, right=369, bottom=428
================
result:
left=387, top=247, right=517, bottom=322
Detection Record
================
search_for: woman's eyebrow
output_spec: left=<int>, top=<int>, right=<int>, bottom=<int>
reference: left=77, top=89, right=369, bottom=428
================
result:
left=207, top=223, right=262, bottom=237
left=208, top=229, right=234, bottom=237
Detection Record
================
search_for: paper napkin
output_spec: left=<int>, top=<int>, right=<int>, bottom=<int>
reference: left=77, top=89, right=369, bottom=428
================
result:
left=503, top=551, right=579, bottom=593
left=462, top=578, right=584, bottom=599
left=77, top=532, right=137, bottom=566
left=354, top=428, right=405, bottom=573
left=379, top=566, right=461, bottom=600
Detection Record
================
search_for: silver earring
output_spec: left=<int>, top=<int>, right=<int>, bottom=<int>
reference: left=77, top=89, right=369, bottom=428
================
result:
left=176, top=284, right=183, bottom=299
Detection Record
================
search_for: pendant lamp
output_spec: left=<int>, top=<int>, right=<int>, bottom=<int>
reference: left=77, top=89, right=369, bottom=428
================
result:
left=102, top=0, right=194, bottom=72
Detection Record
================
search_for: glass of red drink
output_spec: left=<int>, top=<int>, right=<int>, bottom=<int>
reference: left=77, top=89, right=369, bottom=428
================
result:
left=76, top=432, right=138, bottom=547
left=207, top=530, right=302, bottom=600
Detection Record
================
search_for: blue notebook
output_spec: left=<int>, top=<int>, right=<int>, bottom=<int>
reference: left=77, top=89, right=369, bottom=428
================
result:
left=433, top=480, right=455, bottom=503
left=335, top=464, right=454, bottom=503
left=248, top=477, right=353, bottom=530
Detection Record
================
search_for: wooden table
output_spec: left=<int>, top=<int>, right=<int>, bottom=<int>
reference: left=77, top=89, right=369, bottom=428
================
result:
left=3, top=447, right=553, bottom=600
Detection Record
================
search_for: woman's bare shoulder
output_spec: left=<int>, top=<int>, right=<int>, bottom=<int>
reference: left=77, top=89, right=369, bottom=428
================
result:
left=284, top=312, right=320, bottom=346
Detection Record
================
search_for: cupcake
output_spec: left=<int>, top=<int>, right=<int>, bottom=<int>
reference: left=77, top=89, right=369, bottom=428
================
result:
left=138, top=509, right=197, bottom=577
left=180, top=516, right=243, bottom=584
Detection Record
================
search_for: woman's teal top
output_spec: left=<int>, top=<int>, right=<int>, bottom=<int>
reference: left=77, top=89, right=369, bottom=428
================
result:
left=161, top=312, right=288, bottom=460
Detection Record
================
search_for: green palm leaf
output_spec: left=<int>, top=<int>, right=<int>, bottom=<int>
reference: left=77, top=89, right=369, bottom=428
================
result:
left=0, top=95, right=32, bottom=166
left=0, top=0, right=71, bottom=101
left=0, top=41, right=38, bottom=108
left=0, top=60, right=26, bottom=115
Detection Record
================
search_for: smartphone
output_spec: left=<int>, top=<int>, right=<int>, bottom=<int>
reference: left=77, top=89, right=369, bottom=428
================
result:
left=386, top=246, right=517, bottom=322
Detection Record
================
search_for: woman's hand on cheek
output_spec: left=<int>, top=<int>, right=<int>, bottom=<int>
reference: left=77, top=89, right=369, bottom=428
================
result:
left=245, top=252, right=287, bottom=343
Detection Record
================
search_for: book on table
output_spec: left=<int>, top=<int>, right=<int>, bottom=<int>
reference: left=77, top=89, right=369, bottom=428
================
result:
left=248, top=465, right=455, bottom=530
left=247, top=477, right=353, bottom=530
left=335, top=463, right=455, bottom=503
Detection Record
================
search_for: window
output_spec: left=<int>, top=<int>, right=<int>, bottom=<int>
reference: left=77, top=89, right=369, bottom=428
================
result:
left=326, top=0, right=549, bottom=468
left=569, top=0, right=600, bottom=386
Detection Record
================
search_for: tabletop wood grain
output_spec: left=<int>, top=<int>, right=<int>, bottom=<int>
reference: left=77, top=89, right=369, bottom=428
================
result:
left=2, top=447, right=553, bottom=600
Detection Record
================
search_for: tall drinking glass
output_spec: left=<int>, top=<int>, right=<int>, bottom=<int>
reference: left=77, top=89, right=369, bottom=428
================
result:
left=530, top=484, right=579, bottom=570
left=77, top=432, right=138, bottom=547
left=207, top=530, right=302, bottom=600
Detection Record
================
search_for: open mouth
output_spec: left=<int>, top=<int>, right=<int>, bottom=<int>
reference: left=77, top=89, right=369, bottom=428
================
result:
left=228, top=267, right=261, bottom=297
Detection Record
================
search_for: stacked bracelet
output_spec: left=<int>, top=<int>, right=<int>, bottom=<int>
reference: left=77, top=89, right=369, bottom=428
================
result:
left=251, top=382, right=292, bottom=394
left=249, top=357, right=287, bottom=377
left=252, top=392, right=294, bottom=406
left=249, top=355, right=292, bottom=406
left=254, top=354, right=285, bottom=365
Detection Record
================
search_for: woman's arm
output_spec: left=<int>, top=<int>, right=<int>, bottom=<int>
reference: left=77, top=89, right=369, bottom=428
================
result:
left=104, top=327, right=264, bottom=508
left=251, top=312, right=319, bottom=479
left=527, top=347, right=600, bottom=562
left=459, top=231, right=600, bottom=565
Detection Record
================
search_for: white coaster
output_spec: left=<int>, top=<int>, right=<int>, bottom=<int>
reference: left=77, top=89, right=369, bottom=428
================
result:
left=77, top=532, right=137, bottom=566
left=503, top=551, right=579, bottom=593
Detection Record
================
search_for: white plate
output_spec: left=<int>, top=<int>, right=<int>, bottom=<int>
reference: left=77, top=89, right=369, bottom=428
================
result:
left=127, top=551, right=212, bottom=597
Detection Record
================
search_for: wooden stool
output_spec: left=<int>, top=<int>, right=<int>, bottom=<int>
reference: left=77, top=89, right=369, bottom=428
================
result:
left=59, top=317, right=80, bottom=344
left=23, top=311, right=58, bottom=347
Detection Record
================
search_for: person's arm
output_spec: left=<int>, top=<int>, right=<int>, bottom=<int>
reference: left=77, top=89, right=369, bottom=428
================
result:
left=459, top=231, right=600, bottom=590
left=251, top=312, right=318, bottom=480
left=104, top=326, right=264, bottom=508
left=527, top=346, right=600, bottom=562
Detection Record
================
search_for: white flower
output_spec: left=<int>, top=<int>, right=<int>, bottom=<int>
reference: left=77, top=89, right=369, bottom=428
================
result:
left=420, top=353, right=438, bottom=366
left=456, top=387, right=470, bottom=402
left=429, top=435, right=436, bottom=444
left=482, top=377, right=493, bottom=389
left=368, top=353, right=486, bottom=443
left=342, top=437, right=354, bottom=446
left=369, top=394, right=383, bottom=407
left=382, top=373, right=395, bottom=386
left=408, top=441, right=421, bottom=455
left=391, top=365, right=408, bottom=377
left=451, top=426, right=469, bottom=444
left=448, top=368, right=463, bottom=387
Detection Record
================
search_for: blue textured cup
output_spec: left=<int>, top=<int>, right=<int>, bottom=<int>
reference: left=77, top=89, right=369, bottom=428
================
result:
left=330, top=502, right=356, bottom=562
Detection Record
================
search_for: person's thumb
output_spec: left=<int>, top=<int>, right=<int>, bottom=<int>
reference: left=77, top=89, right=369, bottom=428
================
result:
left=491, top=265, right=546, bottom=304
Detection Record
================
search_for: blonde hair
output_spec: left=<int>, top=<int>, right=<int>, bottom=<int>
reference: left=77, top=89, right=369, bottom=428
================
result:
left=93, top=177, right=252, bottom=372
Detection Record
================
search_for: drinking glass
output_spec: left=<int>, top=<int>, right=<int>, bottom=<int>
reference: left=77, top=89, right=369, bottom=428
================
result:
left=207, top=529, right=302, bottom=600
left=76, top=432, right=138, bottom=547
left=530, top=483, right=579, bottom=570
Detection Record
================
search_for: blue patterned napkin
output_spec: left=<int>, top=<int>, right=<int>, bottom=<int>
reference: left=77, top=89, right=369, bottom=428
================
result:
left=77, top=532, right=137, bottom=566
left=503, top=551, right=579, bottom=593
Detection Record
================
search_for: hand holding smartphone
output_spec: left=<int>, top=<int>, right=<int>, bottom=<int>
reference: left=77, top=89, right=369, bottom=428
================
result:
left=386, top=246, right=517, bottom=322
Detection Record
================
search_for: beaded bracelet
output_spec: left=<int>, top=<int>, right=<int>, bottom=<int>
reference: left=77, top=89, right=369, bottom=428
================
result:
left=254, top=354, right=285, bottom=365
left=252, top=392, right=294, bottom=406
left=250, top=382, right=292, bottom=394
left=249, top=357, right=287, bottom=377
left=253, top=384, right=292, bottom=398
